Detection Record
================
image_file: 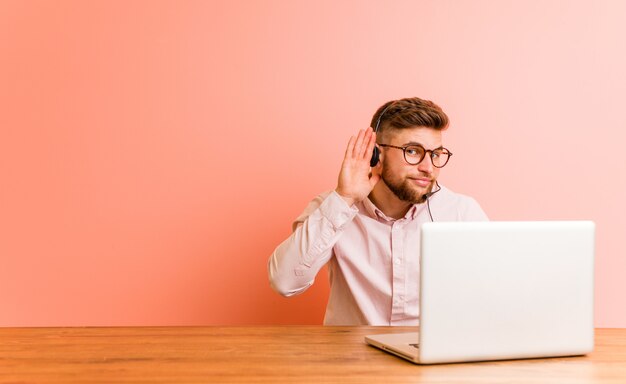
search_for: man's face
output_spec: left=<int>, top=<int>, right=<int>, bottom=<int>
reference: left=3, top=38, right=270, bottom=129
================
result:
left=379, top=126, right=443, bottom=204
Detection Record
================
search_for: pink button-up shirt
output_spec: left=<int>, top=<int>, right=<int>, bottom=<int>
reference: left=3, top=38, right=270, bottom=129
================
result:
left=268, top=184, right=488, bottom=325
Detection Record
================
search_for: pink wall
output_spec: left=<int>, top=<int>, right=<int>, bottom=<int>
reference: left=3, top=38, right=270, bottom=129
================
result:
left=1, top=0, right=624, bottom=327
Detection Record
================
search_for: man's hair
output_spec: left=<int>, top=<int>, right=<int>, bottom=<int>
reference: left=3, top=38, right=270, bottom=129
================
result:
left=370, top=97, right=449, bottom=133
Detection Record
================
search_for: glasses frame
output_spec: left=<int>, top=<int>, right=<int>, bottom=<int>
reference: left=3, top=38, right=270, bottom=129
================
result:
left=378, top=143, right=453, bottom=168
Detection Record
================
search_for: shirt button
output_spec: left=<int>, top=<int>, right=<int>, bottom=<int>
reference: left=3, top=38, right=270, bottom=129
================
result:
left=394, top=259, right=402, bottom=265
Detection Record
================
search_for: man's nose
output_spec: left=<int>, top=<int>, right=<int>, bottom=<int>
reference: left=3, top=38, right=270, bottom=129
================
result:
left=417, top=154, right=434, bottom=173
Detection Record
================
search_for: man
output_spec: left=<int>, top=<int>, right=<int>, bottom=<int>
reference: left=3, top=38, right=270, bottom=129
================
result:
left=268, top=97, right=488, bottom=325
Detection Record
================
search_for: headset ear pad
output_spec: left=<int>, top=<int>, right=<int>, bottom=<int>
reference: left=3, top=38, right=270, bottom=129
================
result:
left=370, top=146, right=380, bottom=167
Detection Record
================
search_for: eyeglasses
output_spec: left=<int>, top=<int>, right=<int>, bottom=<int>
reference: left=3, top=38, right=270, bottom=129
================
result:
left=378, top=143, right=453, bottom=168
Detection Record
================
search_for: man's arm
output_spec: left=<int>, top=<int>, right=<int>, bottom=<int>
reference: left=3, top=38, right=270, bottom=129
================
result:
left=268, top=191, right=358, bottom=296
left=268, top=128, right=381, bottom=296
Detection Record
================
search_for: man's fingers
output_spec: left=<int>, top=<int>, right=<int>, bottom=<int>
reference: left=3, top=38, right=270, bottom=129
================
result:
left=352, top=129, right=366, bottom=158
left=355, top=128, right=373, bottom=159
left=345, top=134, right=356, bottom=159
left=363, top=129, right=376, bottom=160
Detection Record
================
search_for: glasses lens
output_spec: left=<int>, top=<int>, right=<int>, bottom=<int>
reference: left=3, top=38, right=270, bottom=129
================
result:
left=431, top=149, right=451, bottom=168
left=404, top=145, right=425, bottom=165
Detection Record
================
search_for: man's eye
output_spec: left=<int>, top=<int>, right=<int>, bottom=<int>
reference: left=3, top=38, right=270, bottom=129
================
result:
left=406, top=147, right=422, bottom=156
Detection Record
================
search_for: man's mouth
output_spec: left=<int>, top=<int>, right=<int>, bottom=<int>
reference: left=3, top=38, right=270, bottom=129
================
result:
left=408, top=177, right=432, bottom=187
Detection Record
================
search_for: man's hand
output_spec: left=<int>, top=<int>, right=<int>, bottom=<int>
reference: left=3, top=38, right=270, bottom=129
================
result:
left=335, top=127, right=381, bottom=206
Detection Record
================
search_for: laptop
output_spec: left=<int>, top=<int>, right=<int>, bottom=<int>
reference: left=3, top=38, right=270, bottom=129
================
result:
left=365, top=221, right=595, bottom=364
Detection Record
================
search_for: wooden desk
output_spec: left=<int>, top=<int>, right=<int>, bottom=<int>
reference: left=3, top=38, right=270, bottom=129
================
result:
left=0, top=326, right=625, bottom=383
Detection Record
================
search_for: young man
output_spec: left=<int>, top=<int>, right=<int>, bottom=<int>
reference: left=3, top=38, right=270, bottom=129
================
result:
left=268, top=97, right=488, bottom=325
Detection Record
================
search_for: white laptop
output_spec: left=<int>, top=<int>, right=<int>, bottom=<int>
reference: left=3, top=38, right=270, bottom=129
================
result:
left=365, top=221, right=595, bottom=364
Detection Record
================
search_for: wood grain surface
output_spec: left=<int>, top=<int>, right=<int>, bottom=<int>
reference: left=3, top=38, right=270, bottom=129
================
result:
left=1, top=326, right=625, bottom=383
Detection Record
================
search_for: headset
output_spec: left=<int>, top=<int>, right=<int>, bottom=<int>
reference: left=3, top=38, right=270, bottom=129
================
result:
left=369, top=103, right=392, bottom=167
left=424, top=181, right=441, bottom=221
left=369, top=101, right=441, bottom=220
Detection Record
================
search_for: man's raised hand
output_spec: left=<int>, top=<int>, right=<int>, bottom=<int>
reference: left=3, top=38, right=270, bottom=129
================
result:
left=335, top=127, right=381, bottom=206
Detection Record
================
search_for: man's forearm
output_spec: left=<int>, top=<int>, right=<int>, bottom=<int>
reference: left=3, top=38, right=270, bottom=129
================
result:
left=268, top=192, right=358, bottom=296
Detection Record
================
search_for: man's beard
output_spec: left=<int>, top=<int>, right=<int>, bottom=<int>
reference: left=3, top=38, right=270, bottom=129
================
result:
left=381, top=167, right=433, bottom=205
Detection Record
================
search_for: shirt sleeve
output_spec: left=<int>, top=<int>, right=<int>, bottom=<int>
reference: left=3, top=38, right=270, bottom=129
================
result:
left=268, top=191, right=359, bottom=297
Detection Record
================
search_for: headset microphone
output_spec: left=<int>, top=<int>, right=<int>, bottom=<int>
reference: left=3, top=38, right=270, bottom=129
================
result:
left=423, top=181, right=441, bottom=200
left=423, top=181, right=441, bottom=222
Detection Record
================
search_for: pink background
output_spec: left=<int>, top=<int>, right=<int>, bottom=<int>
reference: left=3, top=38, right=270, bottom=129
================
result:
left=1, top=0, right=625, bottom=327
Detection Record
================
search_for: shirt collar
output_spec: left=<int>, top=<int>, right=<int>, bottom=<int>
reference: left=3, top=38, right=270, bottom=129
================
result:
left=360, top=196, right=426, bottom=222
